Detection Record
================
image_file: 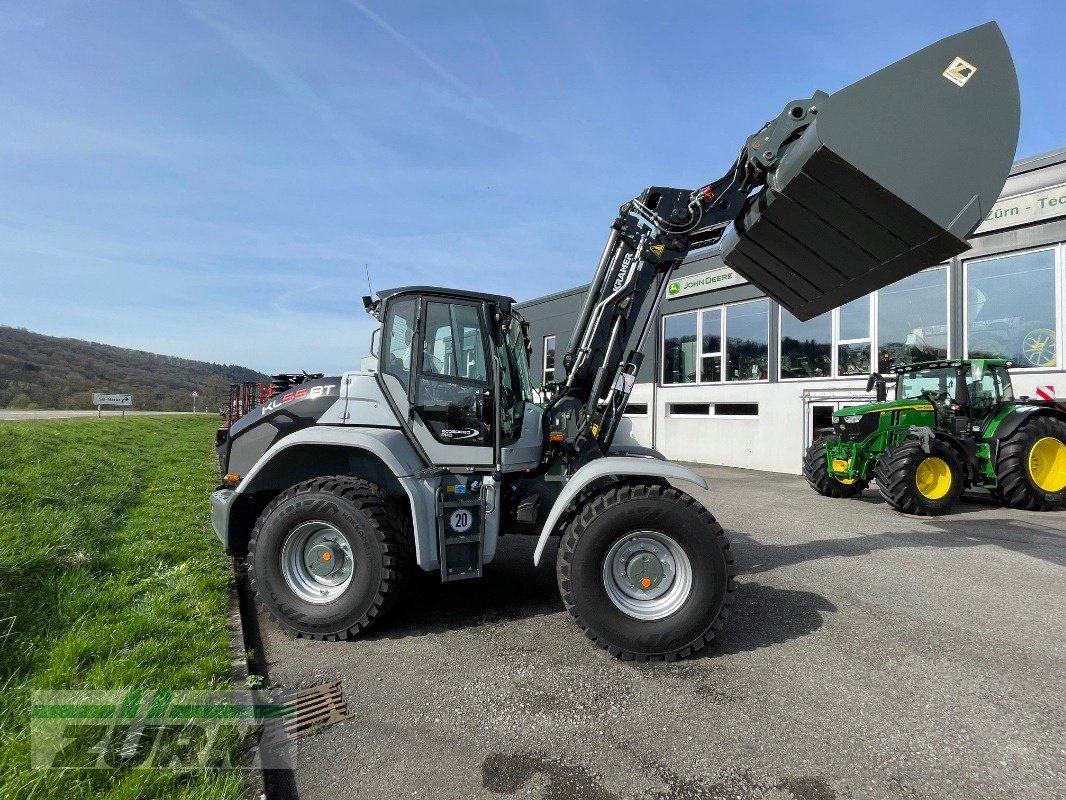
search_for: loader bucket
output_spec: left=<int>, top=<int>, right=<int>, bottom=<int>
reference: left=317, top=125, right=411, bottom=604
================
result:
left=720, top=22, right=1020, bottom=321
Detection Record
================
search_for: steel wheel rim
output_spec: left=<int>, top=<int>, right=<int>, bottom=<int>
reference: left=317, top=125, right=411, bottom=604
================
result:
left=601, top=531, right=692, bottom=621
left=1029, top=436, right=1066, bottom=492
left=915, top=456, right=952, bottom=500
left=279, top=521, right=355, bottom=604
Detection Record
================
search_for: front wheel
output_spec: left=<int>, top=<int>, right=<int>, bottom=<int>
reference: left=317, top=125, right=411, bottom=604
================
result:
left=248, top=477, right=414, bottom=640
left=802, top=439, right=868, bottom=498
left=875, top=439, right=964, bottom=516
left=556, top=482, right=734, bottom=662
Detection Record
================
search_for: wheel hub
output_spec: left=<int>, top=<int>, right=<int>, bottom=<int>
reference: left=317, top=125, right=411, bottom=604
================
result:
left=602, top=532, right=692, bottom=621
left=1029, top=436, right=1066, bottom=492
left=915, top=456, right=952, bottom=500
left=625, top=551, right=665, bottom=591
left=280, top=521, right=355, bottom=604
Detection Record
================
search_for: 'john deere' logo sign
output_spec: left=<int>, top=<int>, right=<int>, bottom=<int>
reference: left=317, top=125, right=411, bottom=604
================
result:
left=667, top=267, right=747, bottom=299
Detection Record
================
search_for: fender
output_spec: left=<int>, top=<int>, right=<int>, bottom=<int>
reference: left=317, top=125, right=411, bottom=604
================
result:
left=532, top=457, right=709, bottom=566
left=213, top=427, right=440, bottom=566
left=988, top=405, right=1066, bottom=442
left=236, top=426, right=423, bottom=490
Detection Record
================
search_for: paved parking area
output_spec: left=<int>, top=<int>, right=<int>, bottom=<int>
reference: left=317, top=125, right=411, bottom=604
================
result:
left=251, top=465, right=1066, bottom=800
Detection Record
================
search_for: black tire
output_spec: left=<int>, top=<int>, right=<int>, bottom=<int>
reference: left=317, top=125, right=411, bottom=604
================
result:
left=802, top=439, right=868, bottom=498
left=556, top=482, right=734, bottom=662
left=248, top=476, right=414, bottom=641
left=875, top=439, right=964, bottom=516
left=994, top=416, right=1066, bottom=511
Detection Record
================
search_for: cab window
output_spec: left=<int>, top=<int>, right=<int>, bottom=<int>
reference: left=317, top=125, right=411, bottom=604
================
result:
left=382, top=297, right=416, bottom=388
left=416, top=301, right=491, bottom=447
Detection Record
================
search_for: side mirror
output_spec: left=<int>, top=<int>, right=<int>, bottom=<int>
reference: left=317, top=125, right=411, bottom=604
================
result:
left=865, top=372, right=880, bottom=393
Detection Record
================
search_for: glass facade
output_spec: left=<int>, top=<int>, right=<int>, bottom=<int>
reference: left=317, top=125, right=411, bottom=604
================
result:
left=965, top=249, right=1058, bottom=368
left=780, top=311, right=831, bottom=378
left=661, top=246, right=1062, bottom=387
left=662, top=300, right=769, bottom=385
left=878, top=267, right=949, bottom=371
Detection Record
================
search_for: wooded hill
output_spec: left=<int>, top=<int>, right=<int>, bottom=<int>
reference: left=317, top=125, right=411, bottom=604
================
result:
left=0, top=325, right=267, bottom=411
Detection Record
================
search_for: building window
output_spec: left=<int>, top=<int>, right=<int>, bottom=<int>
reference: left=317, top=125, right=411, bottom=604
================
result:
left=624, top=403, right=649, bottom=415
left=663, top=312, right=698, bottom=384
left=663, top=300, right=769, bottom=385
left=669, top=403, right=710, bottom=415
left=780, top=310, right=831, bottom=378
left=836, top=296, right=871, bottom=377
left=877, top=266, right=948, bottom=372
left=965, top=248, right=1058, bottom=368
left=543, top=335, right=556, bottom=383
left=725, top=299, right=769, bottom=381
left=714, top=403, right=758, bottom=416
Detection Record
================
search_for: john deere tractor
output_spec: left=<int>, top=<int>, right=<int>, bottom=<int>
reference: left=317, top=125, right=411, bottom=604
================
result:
left=804, top=360, right=1066, bottom=515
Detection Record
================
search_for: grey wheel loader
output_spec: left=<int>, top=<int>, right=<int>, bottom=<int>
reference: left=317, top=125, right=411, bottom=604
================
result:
left=210, top=23, right=1020, bottom=661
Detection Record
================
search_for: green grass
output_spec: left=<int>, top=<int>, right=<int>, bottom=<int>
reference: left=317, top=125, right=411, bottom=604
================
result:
left=0, top=416, right=244, bottom=800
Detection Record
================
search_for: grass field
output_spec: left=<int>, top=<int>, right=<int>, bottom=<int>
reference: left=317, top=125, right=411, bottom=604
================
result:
left=0, top=416, right=244, bottom=800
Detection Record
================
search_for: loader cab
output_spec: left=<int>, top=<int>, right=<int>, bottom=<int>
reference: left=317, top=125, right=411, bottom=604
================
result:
left=375, top=287, right=535, bottom=468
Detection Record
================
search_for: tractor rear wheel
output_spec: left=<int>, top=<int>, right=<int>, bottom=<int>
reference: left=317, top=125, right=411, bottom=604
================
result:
left=556, top=482, right=734, bottom=662
left=875, top=439, right=965, bottom=516
left=994, top=416, right=1066, bottom=510
left=803, top=439, right=868, bottom=498
left=248, top=476, right=414, bottom=640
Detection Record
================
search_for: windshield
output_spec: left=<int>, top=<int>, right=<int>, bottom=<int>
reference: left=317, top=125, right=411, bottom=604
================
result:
left=897, top=366, right=959, bottom=400
left=496, top=314, right=533, bottom=444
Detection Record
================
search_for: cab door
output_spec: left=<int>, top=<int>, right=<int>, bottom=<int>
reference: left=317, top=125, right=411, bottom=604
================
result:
left=379, top=294, right=495, bottom=467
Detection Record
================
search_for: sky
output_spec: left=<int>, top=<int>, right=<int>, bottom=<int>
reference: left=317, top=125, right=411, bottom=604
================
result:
left=0, top=1, right=1063, bottom=374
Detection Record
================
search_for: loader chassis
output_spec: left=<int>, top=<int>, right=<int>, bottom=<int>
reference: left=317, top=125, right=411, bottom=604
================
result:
left=211, top=23, right=1021, bottom=660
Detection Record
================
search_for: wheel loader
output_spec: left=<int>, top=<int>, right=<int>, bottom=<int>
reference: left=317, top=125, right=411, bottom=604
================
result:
left=210, top=23, right=1020, bottom=661
left=804, top=359, right=1066, bottom=515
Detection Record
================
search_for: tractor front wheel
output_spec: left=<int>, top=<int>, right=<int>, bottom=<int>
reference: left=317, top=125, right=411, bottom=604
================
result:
left=556, top=482, right=734, bottom=662
left=875, top=439, right=965, bottom=516
left=994, top=417, right=1066, bottom=510
left=248, top=476, right=414, bottom=640
left=803, top=439, right=868, bottom=498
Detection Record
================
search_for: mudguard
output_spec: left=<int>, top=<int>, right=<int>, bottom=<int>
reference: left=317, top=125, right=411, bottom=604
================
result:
left=532, top=457, right=709, bottom=566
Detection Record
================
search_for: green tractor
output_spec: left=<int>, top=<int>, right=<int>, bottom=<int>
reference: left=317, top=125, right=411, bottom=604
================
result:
left=804, top=359, right=1066, bottom=515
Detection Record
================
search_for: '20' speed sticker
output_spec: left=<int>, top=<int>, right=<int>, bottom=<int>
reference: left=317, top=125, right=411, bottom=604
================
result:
left=450, top=509, right=473, bottom=533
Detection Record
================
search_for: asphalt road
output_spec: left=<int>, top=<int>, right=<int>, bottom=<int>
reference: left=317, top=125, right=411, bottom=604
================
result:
left=0, top=410, right=198, bottom=420
left=250, top=465, right=1066, bottom=800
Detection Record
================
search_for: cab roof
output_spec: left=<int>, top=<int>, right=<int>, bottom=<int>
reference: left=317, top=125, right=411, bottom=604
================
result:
left=378, top=286, right=515, bottom=314
left=892, top=358, right=1012, bottom=374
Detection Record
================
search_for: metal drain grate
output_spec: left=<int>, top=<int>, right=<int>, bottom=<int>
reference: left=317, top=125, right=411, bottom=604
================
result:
left=282, top=681, right=350, bottom=738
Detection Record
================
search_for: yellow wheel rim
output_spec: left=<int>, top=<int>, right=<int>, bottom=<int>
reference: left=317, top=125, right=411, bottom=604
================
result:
left=1029, top=437, right=1066, bottom=492
left=915, top=456, right=952, bottom=500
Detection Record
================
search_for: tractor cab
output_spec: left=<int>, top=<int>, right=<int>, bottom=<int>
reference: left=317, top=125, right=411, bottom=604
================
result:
left=893, top=359, right=1014, bottom=431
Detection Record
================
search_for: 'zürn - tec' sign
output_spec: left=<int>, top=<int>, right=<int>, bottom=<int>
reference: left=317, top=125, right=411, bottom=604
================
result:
left=666, top=266, right=747, bottom=300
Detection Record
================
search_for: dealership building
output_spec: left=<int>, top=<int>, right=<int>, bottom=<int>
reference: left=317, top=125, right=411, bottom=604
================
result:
left=517, top=148, right=1066, bottom=474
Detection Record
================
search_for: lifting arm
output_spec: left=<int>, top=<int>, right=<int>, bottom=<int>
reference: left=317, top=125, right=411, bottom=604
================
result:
left=548, top=94, right=826, bottom=457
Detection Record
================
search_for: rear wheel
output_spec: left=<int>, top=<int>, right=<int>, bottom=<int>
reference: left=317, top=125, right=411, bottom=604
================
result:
left=556, top=482, right=734, bottom=662
left=803, top=439, right=868, bottom=498
left=995, top=417, right=1066, bottom=510
left=875, top=439, right=965, bottom=516
left=248, top=476, right=414, bottom=640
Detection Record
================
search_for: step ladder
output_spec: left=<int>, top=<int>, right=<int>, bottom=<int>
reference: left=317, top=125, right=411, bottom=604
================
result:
left=436, top=479, right=485, bottom=581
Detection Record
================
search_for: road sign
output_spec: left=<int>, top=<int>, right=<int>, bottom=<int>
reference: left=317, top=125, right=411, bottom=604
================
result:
left=92, top=394, right=132, bottom=407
